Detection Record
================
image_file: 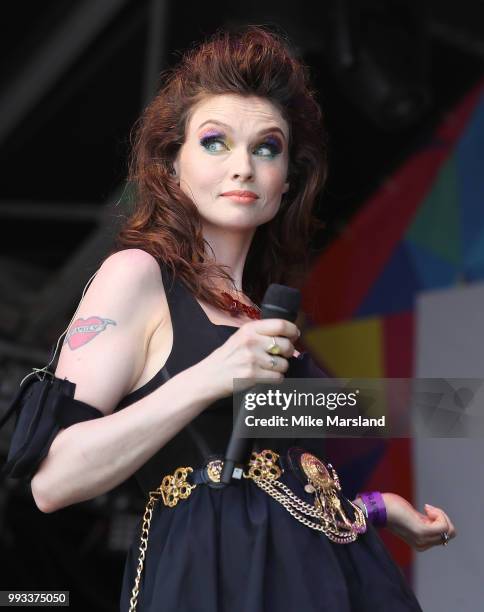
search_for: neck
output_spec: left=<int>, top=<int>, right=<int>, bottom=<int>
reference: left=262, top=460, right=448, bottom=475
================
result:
left=202, top=222, right=256, bottom=292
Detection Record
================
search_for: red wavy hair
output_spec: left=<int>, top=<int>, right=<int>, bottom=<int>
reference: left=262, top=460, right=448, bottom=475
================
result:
left=112, top=24, right=327, bottom=310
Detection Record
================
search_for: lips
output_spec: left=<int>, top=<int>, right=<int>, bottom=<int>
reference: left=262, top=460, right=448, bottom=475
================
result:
left=220, top=190, right=259, bottom=202
left=221, top=190, right=258, bottom=197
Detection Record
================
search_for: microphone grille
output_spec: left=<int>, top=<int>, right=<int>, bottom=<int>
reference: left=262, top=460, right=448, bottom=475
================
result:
left=262, top=284, right=301, bottom=313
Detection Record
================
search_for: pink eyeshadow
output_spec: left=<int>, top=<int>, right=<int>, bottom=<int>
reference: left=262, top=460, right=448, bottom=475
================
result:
left=199, top=129, right=224, bottom=139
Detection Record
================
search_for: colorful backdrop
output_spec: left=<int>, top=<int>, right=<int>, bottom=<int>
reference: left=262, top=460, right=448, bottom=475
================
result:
left=300, top=80, right=484, bottom=586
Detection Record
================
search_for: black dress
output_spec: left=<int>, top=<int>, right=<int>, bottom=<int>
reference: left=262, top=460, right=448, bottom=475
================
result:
left=116, top=263, right=423, bottom=612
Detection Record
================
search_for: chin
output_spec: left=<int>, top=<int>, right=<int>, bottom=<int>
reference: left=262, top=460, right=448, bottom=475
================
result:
left=221, top=221, right=260, bottom=232
left=204, top=215, right=261, bottom=232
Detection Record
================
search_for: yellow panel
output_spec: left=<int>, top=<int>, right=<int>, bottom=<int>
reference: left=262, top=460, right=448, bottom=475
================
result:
left=304, top=317, right=383, bottom=378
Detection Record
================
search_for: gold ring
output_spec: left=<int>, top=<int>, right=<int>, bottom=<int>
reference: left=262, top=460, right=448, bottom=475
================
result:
left=267, top=336, right=282, bottom=356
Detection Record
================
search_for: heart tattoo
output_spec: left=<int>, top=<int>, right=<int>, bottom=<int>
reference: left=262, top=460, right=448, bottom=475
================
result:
left=64, top=316, right=117, bottom=350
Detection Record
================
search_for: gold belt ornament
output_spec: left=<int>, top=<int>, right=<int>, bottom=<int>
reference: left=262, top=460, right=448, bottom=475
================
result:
left=129, top=465, right=197, bottom=611
left=242, top=449, right=367, bottom=544
left=160, top=466, right=196, bottom=507
left=129, top=450, right=366, bottom=611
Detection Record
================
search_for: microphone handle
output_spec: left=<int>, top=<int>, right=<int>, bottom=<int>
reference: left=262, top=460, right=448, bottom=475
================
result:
left=219, top=303, right=298, bottom=485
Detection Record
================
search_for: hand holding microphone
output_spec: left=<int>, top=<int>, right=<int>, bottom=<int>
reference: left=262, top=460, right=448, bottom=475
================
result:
left=196, top=293, right=300, bottom=400
left=219, top=284, right=301, bottom=485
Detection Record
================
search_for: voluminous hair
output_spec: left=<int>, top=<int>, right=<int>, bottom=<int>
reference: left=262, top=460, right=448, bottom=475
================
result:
left=113, top=24, right=327, bottom=309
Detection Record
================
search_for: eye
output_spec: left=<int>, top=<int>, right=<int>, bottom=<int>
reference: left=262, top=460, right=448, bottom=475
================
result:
left=254, top=138, right=282, bottom=158
left=200, top=135, right=227, bottom=153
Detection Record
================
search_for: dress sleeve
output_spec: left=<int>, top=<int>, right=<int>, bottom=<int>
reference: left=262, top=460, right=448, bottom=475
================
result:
left=1, top=375, right=104, bottom=481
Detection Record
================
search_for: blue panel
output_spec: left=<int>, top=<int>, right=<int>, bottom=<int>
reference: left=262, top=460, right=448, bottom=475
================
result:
left=456, top=95, right=484, bottom=258
left=405, top=240, right=457, bottom=289
left=464, top=223, right=484, bottom=281
left=356, top=243, right=422, bottom=317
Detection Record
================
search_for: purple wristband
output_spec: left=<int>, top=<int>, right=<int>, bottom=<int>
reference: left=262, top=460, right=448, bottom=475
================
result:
left=357, top=491, right=387, bottom=527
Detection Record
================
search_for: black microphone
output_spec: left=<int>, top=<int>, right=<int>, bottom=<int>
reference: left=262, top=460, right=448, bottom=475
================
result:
left=220, top=284, right=301, bottom=485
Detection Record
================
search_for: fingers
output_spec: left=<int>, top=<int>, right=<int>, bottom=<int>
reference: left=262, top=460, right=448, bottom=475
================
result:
left=259, top=335, right=295, bottom=359
left=249, top=318, right=300, bottom=344
left=257, top=334, right=294, bottom=378
left=425, top=504, right=456, bottom=533
left=437, top=507, right=457, bottom=539
left=260, top=353, right=290, bottom=376
left=232, top=320, right=301, bottom=381
left=416, top=504, right=457, bottom=550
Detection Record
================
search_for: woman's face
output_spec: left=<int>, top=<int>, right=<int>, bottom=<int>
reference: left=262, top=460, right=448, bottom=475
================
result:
left=173, top=93, right=290, bottom=232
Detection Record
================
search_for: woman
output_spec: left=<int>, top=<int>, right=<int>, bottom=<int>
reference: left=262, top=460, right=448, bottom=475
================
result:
left=30, top=26, right=455, bottom=611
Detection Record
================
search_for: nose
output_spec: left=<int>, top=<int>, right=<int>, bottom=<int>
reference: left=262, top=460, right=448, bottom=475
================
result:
left=230, top=147, right=254, bottom=182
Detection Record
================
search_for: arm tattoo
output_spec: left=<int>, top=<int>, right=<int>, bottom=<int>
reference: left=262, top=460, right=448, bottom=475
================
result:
left=64, top=316, right=117, bottom=350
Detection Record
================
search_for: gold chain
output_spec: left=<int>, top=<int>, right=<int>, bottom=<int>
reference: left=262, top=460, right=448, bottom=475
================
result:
left=129, top=490, right=161, bottom=612
left=249, top=477, right=366, bottom=544
left=129, top=466, right=196, bottom=611
left=243, top=449, right=366, bottom=544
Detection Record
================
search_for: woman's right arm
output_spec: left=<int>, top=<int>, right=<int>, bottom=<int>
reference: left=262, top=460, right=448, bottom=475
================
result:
left=31, top=364, right=221, bottom=514
left=30, top=249, right=220, bottom=513
left=30, top=248, right=299, bottom=513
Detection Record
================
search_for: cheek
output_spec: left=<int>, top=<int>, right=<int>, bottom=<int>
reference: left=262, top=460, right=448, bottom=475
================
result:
left=181, top=151, right=221, bottom=193
left=199, top=156, right=224, bottom=178
left=193, top=166, right=222, bottom=194
left=262, top=165, right=288, bottom=195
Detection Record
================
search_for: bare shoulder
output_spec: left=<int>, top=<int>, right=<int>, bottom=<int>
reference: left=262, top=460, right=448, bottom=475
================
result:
left=98, top=248, right=167, bottom=333
left=54, top=248, right=167, bottom=415
left=99, top=248, right=162, bottom=289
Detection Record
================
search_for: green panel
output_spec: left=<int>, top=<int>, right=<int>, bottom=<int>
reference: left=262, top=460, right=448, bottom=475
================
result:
left=406, top=155, right=460, bottom=265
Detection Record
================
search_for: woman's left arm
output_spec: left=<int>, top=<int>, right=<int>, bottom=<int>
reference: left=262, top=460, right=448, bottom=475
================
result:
left=354, top=493, right=457, bottom=551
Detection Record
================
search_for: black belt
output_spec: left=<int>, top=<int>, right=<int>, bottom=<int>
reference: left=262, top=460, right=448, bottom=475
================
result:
left=186, top=453, right=293, bottom=489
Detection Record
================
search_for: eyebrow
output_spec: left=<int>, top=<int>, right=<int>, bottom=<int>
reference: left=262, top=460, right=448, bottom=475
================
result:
left=197, top=119, right=287, bottom=141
